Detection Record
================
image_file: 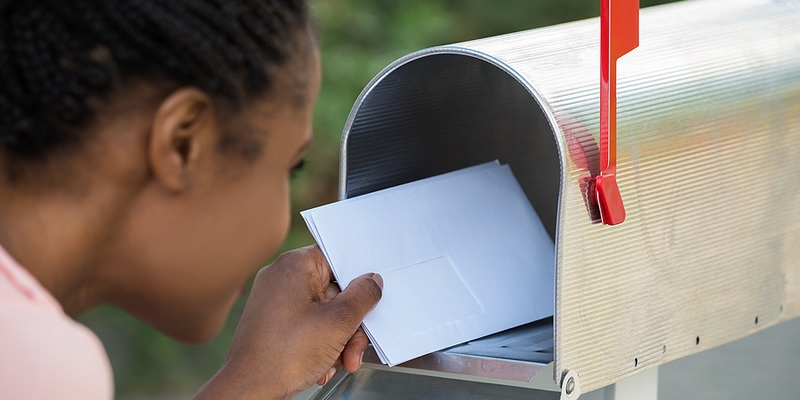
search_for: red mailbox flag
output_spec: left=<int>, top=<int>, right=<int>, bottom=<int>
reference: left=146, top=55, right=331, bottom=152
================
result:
left=597, top=0, right=639, bottom=225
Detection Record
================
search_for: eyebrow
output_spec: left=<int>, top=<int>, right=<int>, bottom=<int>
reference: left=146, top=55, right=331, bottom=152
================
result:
left=295, top=137, right=313, bottom=157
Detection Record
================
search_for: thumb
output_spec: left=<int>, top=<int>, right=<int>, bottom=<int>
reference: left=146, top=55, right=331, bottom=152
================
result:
left=331, top=273, right=383, bottom=327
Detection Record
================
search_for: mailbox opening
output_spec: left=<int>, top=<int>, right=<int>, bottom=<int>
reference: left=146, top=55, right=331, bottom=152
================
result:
left=341, top=52, right=562, bottom=370
left=342, top=52, right=561, bottom=238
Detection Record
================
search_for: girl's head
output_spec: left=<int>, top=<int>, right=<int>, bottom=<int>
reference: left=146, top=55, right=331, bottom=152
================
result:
left=0, top=0, right=318, bottom=341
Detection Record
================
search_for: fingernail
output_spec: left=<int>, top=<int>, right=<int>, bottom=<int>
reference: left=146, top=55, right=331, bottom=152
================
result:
left=359, top=351, right=364, bottom=368
left=327, top=367, right=336, bottom=382
left=372, top=273, right=383, bottom=290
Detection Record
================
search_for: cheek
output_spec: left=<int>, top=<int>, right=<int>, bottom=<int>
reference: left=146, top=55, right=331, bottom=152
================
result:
left=100, top=154, right=296, bottom=340
left=239, top=170, right=292, bottom=263
left=263, top=178, right=292, bottom=254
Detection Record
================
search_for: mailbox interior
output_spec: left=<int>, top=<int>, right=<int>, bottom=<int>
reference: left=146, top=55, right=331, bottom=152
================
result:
left=341, top=53, right=562, bottom=374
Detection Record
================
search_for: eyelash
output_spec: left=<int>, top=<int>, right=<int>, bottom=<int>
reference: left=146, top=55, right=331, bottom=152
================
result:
left=291, top=159, right=306, bottom=178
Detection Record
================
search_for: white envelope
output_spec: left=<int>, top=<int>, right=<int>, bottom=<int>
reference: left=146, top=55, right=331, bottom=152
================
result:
left=301, top=161, right=554, bottom=366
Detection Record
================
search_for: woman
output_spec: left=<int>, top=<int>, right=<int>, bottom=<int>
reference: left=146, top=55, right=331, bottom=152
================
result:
left=0, top=0, right=382, bottom=398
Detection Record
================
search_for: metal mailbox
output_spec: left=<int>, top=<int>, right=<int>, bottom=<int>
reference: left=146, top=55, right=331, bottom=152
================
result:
left=331, top=0, right=800, bottom=397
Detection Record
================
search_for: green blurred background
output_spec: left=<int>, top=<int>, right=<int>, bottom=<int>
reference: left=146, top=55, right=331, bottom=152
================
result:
left=78, top=0, right=675, bottom=398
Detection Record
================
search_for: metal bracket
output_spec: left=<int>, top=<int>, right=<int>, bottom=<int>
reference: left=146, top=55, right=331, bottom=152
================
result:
left=560, top=370, right=583, bottom=400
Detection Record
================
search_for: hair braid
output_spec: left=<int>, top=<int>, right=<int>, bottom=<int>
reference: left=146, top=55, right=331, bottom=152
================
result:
left=183, top=1, right=268, bottom=95
left=153, top=1, right=242, bottom=98
left=3, top=4, right=72, bottom=156
left=0, top=0, right=309, bottom=165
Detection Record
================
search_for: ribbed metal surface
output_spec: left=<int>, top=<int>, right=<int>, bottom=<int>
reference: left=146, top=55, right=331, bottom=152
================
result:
left=340, top=0, right=800, bottom=393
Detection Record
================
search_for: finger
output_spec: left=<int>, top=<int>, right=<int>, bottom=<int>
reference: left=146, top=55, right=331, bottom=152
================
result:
left=343, top=327, right=370, bottom=373
left=316, top=367, right=336, bottom=386
left=330, top=273, right=383, bottom=327
left=324, top=282, right=341, bottom=300
left=315, top=357, right=343, bottom=386
left=302, top=244, right=332, bottom=284
left=292, top=245, right=333, bottom=298
left=261, top=245, right=330, bottom=288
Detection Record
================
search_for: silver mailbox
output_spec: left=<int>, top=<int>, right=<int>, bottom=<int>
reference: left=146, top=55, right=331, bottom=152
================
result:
left=337, top=0, right=800, bottom=395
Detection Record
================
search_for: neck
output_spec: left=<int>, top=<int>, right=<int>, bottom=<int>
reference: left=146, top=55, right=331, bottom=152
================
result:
left=0, top=176, right=137, bottom=315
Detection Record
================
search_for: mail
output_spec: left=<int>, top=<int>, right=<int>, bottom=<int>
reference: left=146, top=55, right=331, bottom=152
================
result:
left=301, top=161, right=554, bottom=366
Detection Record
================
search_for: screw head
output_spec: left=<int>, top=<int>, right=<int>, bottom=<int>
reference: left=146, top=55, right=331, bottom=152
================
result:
left=566, top=377, right=575, bottom=395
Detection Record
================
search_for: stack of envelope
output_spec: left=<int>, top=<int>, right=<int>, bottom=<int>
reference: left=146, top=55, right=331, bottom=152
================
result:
left=301, top=161, right=554, bottom=366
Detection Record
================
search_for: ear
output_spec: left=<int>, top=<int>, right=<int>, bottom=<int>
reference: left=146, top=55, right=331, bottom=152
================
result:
left=148, top=88, right=217, bottom=192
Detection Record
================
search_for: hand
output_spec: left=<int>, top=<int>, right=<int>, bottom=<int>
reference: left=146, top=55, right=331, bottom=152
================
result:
left=195, top=245, right=383, bottom=399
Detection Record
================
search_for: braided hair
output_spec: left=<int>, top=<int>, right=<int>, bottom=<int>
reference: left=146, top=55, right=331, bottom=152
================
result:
left=0, top=0, right=309, bottom=169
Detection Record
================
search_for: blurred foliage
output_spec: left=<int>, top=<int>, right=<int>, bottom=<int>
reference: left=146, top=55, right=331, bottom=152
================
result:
left=78, top=0, right=675, bottom=398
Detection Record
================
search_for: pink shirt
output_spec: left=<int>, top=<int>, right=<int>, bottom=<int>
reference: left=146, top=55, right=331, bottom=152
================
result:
left=0, top=245, right=113, bottom=399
